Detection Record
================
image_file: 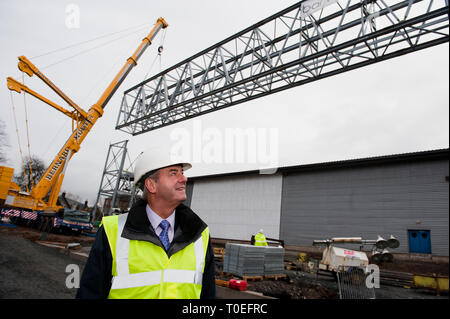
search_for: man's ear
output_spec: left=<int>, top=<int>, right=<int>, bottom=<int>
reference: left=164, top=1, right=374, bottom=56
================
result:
left=145, top=178, right=157, bottom=194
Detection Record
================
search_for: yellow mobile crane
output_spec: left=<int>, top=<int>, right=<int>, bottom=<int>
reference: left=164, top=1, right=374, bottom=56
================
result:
left=0, top=18, right=167, bottom=233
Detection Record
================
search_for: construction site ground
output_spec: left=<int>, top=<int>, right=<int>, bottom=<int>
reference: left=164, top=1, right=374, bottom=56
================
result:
left=1, top=224, right=448, bottom=299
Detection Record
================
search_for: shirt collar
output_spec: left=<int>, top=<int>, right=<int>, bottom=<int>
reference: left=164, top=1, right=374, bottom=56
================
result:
left=146, top=204, right=175, bottom=231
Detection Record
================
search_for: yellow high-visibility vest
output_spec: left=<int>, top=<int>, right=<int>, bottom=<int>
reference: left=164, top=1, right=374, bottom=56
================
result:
left=254, top=232, right=268, bottom=246
left=102, top=213, right=209, bottom=299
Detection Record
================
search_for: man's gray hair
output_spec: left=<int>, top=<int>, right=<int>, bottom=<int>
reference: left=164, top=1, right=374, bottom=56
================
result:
left=140, top=169, right=161, bottom=199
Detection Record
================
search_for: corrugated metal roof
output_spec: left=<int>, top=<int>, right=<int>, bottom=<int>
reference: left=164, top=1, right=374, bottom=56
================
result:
left=188, top=148, right=449, bottom=180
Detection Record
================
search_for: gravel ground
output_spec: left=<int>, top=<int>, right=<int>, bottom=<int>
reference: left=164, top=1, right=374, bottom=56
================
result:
left=215, top=264, right=448, bottom=300
left=0, top=232, right=86, bottom=299
left=1, top=225, right=448, bottom=300
left=289, top=270, right=448, bottom=299
left=216, top=269, right=448, bottom=299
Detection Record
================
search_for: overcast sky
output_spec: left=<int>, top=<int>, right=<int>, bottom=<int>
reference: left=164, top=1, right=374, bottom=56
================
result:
left=0, top=0, right=448, bottom=205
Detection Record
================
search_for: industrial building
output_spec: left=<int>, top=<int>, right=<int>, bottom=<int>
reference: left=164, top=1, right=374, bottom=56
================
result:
left=186, top=149, right=449, bottom=257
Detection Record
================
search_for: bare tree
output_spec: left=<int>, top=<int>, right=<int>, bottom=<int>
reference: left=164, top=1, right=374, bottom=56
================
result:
left=0, top=119, right=9, bottom=164
left=13, top=155, right=46, bottom=191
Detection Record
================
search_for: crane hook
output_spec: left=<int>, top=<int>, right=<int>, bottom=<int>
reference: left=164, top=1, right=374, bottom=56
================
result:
left=158, top=46, right=164, bottom=55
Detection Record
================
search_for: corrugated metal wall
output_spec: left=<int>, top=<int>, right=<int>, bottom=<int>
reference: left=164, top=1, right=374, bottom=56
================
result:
left=184, top=180, right=194, bottom=207
left=280, top=159, right=449, bottom=256
left=189, top=174, right=282, bottom=241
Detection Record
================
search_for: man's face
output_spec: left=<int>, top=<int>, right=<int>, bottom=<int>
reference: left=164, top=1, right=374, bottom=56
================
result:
left=146, top=165, right=188, bottom=204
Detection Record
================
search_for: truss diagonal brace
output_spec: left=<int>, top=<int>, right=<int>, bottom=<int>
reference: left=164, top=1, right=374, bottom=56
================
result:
left=116, top=0, right=449, bottom=135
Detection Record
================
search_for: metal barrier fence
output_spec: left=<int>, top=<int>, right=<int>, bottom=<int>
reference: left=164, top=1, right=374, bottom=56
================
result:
left=336, top=266, right=376, bottom=299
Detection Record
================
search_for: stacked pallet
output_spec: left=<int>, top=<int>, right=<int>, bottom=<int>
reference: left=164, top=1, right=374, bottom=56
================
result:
left=223, top=243, right=265, bottom=276
left=223, top=242, right=236, bottom=274
left=223, top=243, right=285, bottom=277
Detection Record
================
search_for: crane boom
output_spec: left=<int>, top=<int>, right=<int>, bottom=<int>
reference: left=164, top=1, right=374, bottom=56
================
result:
left=5, top=17, right=168, bottom=211
left=7, top=77, right=79, bottom=120
left=17, top=55, right=88, bottom=119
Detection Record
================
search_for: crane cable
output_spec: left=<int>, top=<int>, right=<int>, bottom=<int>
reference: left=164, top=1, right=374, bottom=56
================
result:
left=21, top=73, right=35, bottom=189
left=8, top=22, right=167, bottom=192
left=9, top=91, right=29, bottom=192
left=30, top=22, right=152, bottom=61
left=126, top=150, right=141, bottom=172
left=40, top=28, right=150, bottom=156
left=159, top=28, right=167, bottom=72
left=123, top=29, right=167, bottom=175
left=39, top=24, right=152, bottom=70
left=123, top=29, right=167, bottom=174
left=142, top=28, right=167, bottom=81
left=79, top=22, right=167, bottom=106
left=31, top=24, right=157, bottom=158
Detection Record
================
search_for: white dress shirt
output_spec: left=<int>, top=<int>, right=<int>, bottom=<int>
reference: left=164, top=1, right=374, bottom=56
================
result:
left=146, top=204, right=175, bottom=243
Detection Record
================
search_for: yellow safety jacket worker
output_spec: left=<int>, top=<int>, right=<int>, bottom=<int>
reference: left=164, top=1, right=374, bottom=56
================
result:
left=254, top=232, right=268, bottom=246
left=102, top=213, right=210, bottom=299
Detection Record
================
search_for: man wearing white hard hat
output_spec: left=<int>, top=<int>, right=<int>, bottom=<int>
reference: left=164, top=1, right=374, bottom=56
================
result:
left=77, top=149, right=216, bottom=299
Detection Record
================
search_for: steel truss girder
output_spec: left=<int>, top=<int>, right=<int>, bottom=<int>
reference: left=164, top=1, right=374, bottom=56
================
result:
left=116, top=0, right=449, bottom=135
left=93, top=140, right=135, bottom=219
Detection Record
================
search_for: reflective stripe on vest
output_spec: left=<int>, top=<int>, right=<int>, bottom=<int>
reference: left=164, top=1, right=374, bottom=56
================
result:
left=103, top=213, right=209, bottom=298
left=254, top=233, right=268, bottom=246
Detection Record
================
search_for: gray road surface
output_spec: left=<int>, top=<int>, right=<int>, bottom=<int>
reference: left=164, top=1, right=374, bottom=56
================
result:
left=0, top=232, right=85, bottom=299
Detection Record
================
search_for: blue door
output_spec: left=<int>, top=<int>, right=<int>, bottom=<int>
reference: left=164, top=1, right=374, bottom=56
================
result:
left=408, top=230, right=431, bottom=254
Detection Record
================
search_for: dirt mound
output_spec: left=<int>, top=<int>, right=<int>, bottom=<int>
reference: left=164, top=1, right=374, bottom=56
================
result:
left=0, top=224, right=96, bottom=245
left=215, top=270, right=338, bottom=299
left=247, top=278, right=337, bottom=299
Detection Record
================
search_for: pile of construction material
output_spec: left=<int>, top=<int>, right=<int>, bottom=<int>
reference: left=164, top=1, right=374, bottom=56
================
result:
left=264, top=246, right=285, bottom=275
left=223, top=243, right=285, bottom=277
left=223, top=243, right=264, bottom=276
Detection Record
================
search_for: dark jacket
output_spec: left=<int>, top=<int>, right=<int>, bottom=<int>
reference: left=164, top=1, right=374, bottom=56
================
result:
left=76, top=199, right=216, bottom=299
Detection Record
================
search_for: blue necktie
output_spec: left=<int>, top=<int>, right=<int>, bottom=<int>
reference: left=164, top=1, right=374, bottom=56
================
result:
left=159, top=220, right=170, bottom=251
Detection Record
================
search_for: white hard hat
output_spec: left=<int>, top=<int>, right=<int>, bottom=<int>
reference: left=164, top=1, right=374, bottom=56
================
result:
left=134, top=146, right=192, bottom=187
left=259, top=229, right=264, bottom=234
